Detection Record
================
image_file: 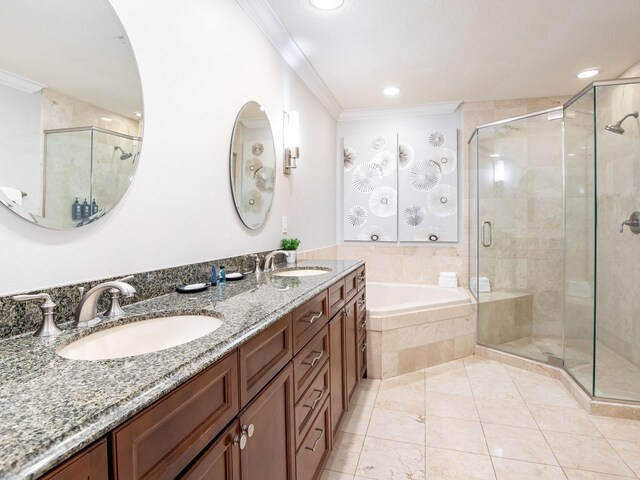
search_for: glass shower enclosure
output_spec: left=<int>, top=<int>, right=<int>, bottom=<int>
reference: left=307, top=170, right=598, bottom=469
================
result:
left=469, top=78, right=640, bottom=403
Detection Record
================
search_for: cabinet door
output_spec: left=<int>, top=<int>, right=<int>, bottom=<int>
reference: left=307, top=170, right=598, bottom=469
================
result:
left=180, top=423, right=240, bottom=480
left=112, top=352, right=239, bottom=480
left=239, top=364, right=295, bottom=480
left=344, top=296, right=359, bottom=404
left=329, top=313, right=346, bottom=438
left=41, top=439, right=108, bottom=480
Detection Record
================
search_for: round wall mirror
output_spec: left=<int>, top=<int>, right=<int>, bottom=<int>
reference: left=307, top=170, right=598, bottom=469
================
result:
left=0, top=0, right=144, bottom=229
left=230, top=101, right=276, bottom=230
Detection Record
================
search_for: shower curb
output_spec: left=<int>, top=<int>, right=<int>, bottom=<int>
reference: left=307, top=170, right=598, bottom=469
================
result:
left=475, top=345, right=640, bottom=421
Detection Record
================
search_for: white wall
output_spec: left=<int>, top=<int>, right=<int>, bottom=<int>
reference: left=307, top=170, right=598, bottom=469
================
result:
left=0, top=0, right=337, bottom=295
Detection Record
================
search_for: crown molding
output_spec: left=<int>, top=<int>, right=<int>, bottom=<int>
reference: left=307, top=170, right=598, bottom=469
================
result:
left=236, top=0, right=343, bottom=120
left=0, top=69, right=46, bottom=94
left=338, top=101, right=462, bottom=122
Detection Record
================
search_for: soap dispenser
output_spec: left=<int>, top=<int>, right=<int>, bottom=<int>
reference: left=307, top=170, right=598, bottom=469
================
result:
left=91, top=198, right=99, bottom=215
left=72, top=197, right=81, bottom=220
left=218, top=266, right=226, bottom=284
left=210, top=264, right=217, bottom=286
left=81, top=198, right=90, bottom=218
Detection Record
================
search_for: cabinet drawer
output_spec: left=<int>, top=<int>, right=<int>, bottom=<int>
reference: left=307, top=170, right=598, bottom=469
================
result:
left=344, top=270, right=358, bottom=302
left=356, top=265, right=366, bottom=291
left=292, top=290, right=328, bottom=354
left=293, top=325, right=329, bottom=402
left=358, top=335, right=367, bottom=379
left=295, top=399, right=331, bottom=480
left=239, top=314, right=292, bottom=408
left=180, top=422, right=240, bottom=480
left=294, top=360, right=330, bottom=449
left=112, top=352, right=239, bottom=480
left=328, top=280, right=346, bottom=319
left=41, top=438, right=108, bottom=480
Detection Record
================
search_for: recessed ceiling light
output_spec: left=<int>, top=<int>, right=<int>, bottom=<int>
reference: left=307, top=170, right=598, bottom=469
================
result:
left=383, top=86, right=400, bottom=96
left=309, top=0, right=344, bottom=10
left=133, top=111, right=142, bottom=117
left=100, top=117, right=113, bottom=122
left=577, top=68, right=599, bottom=79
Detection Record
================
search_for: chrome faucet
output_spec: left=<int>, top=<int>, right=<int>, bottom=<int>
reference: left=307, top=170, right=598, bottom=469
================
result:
left=73, top=281, right=136, bottom=328
left=263, top=250, right=290, bottom=271
left=12, top=293, right=63, bottom=337
left=104, top=275, right=134, bottom=319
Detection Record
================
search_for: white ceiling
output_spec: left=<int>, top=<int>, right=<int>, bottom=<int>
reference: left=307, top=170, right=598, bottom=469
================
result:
left=0, top=0, right=142, bottom=119
left=266, top=0, right=640, bottom=111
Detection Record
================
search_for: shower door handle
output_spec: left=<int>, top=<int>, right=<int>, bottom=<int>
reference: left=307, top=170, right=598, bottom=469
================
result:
left=482, top=221, right=492, bottom=247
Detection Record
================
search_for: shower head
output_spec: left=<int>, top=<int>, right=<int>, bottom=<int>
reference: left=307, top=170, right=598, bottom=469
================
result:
left=604, top=111, right=639, bottom=135
left=114, top=145, right=133, bottom=160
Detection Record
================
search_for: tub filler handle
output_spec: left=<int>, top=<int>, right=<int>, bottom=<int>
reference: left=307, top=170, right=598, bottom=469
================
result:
left=304, top=311, right=323, bottom=324
left=482, top=221, right=492, bottom=247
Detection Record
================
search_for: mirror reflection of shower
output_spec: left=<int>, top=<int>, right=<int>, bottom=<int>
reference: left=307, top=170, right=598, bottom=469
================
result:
left=604, top=111, right=638, bottom=134
left=114, top=145, right=133, bottom=161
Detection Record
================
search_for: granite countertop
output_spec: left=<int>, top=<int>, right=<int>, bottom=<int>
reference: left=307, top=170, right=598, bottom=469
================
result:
left=0, top=259, right=363, bottom=479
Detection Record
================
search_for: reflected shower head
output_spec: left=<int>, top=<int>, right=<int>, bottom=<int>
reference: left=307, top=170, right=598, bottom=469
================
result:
left=114, top=145, right=133, bottom=160
left=604, top=111, right=639, bottom=135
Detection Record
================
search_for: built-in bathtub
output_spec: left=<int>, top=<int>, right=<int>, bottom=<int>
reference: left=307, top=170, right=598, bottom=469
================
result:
left=365, top=282, right=475, bottom=379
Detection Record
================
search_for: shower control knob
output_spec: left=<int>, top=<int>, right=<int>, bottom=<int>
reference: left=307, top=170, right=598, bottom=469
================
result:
left=620, top=211, right=640, bottom=234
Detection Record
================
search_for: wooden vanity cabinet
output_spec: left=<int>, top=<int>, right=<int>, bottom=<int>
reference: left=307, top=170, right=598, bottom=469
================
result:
left=111, top=351, right=239, bottom=480
left=40, top=438, right=108, bottom=480
left=328, top=312, right=346, bottom=439
left=180, top=423, right=240, bottom=480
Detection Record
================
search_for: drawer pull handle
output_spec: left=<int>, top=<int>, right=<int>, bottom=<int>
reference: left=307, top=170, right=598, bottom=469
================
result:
left=357, top=299, right=365, bottom=307
left=304, top=311, right=323, bottom=324
left=360, top=320, right=366, bottom=330
left=304, top=350, right=324, bottom=367
left=304, top=387, right=326, bottom=411
left=358, top=275, right=366, bottom=281
left=305, top=428, right=325, bottom=452
left=360, top=343, right=367, bottom=353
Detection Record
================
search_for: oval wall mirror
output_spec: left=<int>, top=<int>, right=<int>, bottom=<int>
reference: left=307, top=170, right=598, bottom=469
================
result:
left=0, top=0, right=144, bottom=229
left=230, top=101, right=276, bottom=230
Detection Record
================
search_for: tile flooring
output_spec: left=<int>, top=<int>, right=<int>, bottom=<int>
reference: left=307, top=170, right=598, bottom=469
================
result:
left=321, top=355, right=640, bottom=480
left=497, top=336, right=640, bottom=401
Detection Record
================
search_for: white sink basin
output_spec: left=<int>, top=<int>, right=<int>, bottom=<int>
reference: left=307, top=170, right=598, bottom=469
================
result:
left=58, top=315, right=223, bottom=360
left=272, top=268, right=331, bottom=277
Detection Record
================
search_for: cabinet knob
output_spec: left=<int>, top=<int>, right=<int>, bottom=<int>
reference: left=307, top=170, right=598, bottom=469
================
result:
left=234, top=434, right=247, bottom=450
left=242, top=423, right=255, bottom=438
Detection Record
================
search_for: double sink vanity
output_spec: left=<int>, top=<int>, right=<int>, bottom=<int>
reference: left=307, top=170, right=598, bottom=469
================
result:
left=0, top=259, right=366, bottom=480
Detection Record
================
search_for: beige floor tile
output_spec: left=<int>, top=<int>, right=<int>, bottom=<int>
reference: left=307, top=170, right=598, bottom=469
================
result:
left=340, top=404, right=373, bottom=435
left=528, top=404, right=601, bottom=436
left=425, top=358, right=468, bottom=376
left=589, top=416, right=640, bottom=443
left=376, top=371, right=425, bottom=414
left=465, top=362, right=512, bottom=382
left=425, top=372, right=473, bottom=396
left=515, top=380, right=579, bottom=408
left=355, top=437, right=426, bottom=480
left=483, top=424, right=558, bottom=465
left=426, top=391, right=479, bottom=421
left=563, top=468, right=635, bottom=479
left=608, top=439, right=640, bottom=477
left=544, top=431, right=635, bottom=477
left=470, top=379, right=522, bottom=401
left=367, top=407, right=425, bottom=445
left=321, top=471, right=354, bottom=480
left=324, top=432, right=365, bottom=475
left=353, top=378, right=380, bottom=407
left=425, top=447, right=496, bottom=480
left=492, top=458, right=567, bottom=480
left=475, top=397, right=537, bottom=428
left=425, top=416, right=488, bottom=454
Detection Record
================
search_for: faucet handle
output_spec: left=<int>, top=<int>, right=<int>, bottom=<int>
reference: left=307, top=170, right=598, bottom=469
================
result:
left=620, top=211, right=640, bottom=233
left=12, top=293, right=63, bottom=337
left=105, top=275, right=135, bottom=318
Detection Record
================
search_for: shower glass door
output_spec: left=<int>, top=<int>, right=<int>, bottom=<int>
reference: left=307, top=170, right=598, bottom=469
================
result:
left=476, top=110, right=564, bottom=364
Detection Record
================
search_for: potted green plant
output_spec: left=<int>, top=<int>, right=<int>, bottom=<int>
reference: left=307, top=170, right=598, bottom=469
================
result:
left=280, top=237, right=301, bottom=264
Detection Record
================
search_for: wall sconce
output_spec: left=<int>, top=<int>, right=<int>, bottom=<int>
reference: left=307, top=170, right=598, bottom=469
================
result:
left=493, top=159, right=505, bottom=183
left=283, top=111, right=300, bottom=175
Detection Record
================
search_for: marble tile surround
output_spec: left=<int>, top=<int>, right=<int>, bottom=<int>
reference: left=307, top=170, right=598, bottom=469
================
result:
left=0, top=250, right=272, bottom=339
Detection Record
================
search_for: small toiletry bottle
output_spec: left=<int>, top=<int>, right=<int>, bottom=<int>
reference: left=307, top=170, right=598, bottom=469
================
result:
left=72, top=197, right=81, bottom=220
left=81, top=198, right=90, bottom=218
left=218, top=266, right=226, bottom=284
left=211, top=264, right=217, bottom=286
left=91, top=199, right=99, bottom=215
